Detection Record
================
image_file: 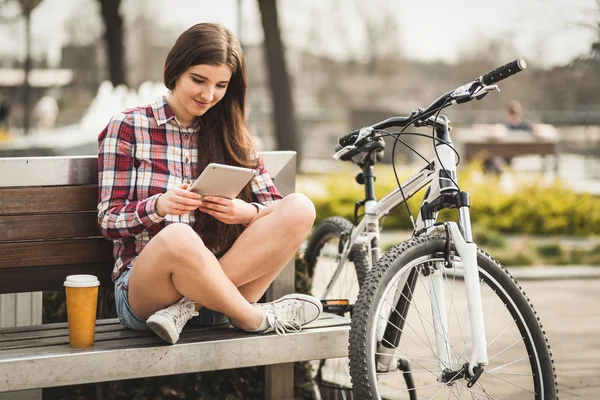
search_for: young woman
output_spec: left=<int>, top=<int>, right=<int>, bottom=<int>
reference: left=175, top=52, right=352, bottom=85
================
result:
left=97, top=23, right=321, bottom=344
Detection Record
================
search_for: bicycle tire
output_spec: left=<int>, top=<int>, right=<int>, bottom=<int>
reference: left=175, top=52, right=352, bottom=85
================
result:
left=349, top=234, right=558, bottom=400
left=304, top=216, right=369, bottom=287
left=304, top=216, right=370, bottom=395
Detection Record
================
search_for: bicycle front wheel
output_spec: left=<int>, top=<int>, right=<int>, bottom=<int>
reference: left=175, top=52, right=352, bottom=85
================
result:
left=304, top=216, right=370, bottom=395
left=350, top=234, right=557, bottom=400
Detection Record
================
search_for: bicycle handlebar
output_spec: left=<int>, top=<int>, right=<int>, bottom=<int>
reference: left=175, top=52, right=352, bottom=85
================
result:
left=338, top=59, right=527, bottom=147
left=480, top=59, right=527, bottom=86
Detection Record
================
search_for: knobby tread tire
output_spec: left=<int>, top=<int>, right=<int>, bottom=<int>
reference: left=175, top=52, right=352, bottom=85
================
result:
left=349, top=234, right=558, bottom=400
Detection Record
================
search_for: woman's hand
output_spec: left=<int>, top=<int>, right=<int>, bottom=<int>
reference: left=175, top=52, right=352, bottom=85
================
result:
left=199, top=196, right=258, bottom=225
left=155, top=183, right=203, bottom=217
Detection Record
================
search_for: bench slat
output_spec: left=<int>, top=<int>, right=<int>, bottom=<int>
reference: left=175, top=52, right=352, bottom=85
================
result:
left=0, top=185, right=97, bottom=214
left=0, top=315, right=349, bottom=353
left=0, top=313, right=347, bottom=344
left=0, top=321, right=125, bottom=344
left=0, top=212, right=99, bottom=241
left=0, top=318, right=119, bottom=334
left=0, top=238, right=113, bottom=269
left=0, top=263, right=113, bottom=294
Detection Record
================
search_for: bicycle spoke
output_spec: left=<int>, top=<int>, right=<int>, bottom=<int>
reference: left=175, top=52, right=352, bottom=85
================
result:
left=382, top=289, right=466, bottom=366
left=486, top=355, right=531, bottom=373
left=378, top=303, right=436, bottom=355
left=376, top=317, right=442, bottom=381
left=379, top=380, right=447, bottom=399
left=487, top=337, right=526, bottom=362
left=482, top=369, right=536, bottom=394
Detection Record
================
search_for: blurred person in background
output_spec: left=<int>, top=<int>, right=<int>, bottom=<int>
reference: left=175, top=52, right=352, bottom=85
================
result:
left=503, top=99, right=532, bottom=132
left=483, top=99, right=533, bottom=173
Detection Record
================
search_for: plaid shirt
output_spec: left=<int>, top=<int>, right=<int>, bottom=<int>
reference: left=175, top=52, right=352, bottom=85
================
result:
left=97, top=96, right=282, bottom=280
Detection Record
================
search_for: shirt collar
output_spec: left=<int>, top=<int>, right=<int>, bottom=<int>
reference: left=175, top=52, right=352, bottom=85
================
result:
left=152, top=95, right=176, bottom=126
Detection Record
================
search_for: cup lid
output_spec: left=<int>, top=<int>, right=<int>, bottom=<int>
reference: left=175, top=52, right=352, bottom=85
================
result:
left=64, top=274, right=100, bottom=288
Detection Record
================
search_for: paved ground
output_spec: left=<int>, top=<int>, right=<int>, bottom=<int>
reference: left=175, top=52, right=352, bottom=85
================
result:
left=516, top=278, right=600, bottom=399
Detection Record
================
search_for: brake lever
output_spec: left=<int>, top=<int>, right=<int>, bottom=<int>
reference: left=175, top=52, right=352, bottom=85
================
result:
left=471, top=84, right=500, bottom=100
left=333, top=145, right=356, bottom=160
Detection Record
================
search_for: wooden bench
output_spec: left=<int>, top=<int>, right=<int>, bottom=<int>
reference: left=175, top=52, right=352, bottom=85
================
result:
left=460, top=127, right=560, bottom=175
left=0, top=152, right=350, bottom=399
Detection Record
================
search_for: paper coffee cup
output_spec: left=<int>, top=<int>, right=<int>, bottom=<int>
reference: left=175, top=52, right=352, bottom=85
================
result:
left=64, top=275, right=100, bottom=348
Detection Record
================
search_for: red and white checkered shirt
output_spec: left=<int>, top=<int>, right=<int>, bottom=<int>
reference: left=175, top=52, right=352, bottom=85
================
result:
left=97, top=96, right=282, bottom=280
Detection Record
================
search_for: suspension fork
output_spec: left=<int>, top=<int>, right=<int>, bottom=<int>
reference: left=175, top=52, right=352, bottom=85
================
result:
left=449, top=218, right=489, bottom=374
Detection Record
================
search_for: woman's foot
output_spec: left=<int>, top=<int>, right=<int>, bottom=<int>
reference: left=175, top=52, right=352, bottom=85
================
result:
left=146, top=297, right=199, bottom=344
left=231, top=293, right=323, bottom=335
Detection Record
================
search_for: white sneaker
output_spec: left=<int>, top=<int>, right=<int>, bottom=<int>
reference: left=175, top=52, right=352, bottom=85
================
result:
left=146, top=297, right=199, bottom=344
left=242, top=293, right=323, bottom=335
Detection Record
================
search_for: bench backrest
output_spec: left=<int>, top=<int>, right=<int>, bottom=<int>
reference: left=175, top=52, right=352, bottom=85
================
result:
left=0, top=152, right=296, bottom=294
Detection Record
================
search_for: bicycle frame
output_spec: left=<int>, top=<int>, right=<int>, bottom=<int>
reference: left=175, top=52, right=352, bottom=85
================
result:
left=329, top=116, right=489, bottom=377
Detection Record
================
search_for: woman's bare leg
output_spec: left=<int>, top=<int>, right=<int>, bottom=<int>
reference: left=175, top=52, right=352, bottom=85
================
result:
left=128, top=223, right=263, bottom=330
left=219, top=193, right=315, bottom=301
left=127, top=193, right=315, bottom=329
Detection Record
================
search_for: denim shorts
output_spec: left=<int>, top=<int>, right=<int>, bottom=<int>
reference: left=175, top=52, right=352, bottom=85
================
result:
left=114, top=268, right=229, bottom=331
left=115, top=268, right=150, bottom=331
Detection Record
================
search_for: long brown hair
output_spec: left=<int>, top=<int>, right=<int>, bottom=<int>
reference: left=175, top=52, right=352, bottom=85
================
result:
left=164, top=23, right=259, bottom=251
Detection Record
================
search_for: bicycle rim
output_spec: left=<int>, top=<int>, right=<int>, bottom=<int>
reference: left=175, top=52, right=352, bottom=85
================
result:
left=350, top=236, right=557, bottom=400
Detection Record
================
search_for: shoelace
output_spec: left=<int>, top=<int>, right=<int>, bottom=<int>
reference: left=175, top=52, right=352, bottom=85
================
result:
left=263, top=300, right=306, bottom=336
left=265, top=311, right=302, bottom=336
left=162, top=299, right=199, bottom=330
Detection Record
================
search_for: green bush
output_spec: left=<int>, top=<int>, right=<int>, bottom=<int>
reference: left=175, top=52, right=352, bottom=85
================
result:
left=473, top=227, right=507, bottom=249
left=535, top=243, right=563, bottom=258
left=496, top=250, right=536, bottom=267
left=301, top=162, right=600, bottom=236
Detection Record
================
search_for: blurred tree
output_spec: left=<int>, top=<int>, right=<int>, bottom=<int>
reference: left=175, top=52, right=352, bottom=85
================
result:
left=0, top=0, right=42, bottom=135
left=257, top=0, right=299, bottom=161
left=299, top=0, right=405, bottom=110
left=97, top=0, right=127, bottom=87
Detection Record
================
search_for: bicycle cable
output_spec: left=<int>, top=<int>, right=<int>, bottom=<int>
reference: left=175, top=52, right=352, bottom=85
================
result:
left=388, top=123, right=418, bottom=230
left=369, top=122, right=462, bottom=231
left=373, top=130, right=462, bottom=166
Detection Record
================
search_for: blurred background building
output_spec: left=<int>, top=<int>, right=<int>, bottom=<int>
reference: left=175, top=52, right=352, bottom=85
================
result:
left=0, top=0, right=598, bottom=179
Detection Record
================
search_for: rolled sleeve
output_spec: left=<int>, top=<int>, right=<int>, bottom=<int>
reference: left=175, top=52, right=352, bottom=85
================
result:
left=136, top=193, right=164, bottom=225
left=251, top=162, right=283, bottom=205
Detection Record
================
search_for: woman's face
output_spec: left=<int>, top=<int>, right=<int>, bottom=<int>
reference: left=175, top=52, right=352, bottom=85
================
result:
left=171, top=63, right=232, bottom=125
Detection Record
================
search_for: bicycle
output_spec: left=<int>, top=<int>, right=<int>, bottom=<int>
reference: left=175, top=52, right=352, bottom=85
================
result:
left=308, top=59, right=558, bottom=399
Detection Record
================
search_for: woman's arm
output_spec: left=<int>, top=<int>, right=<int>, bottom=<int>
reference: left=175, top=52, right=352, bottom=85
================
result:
left=97, top=113, right=164, bottom=240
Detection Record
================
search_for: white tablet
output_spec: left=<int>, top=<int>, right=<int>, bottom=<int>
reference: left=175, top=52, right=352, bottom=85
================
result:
left=189, top=163, right=256, bottom=199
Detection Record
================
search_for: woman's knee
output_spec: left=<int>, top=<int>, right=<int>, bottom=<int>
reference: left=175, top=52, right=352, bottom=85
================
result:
left=155, top=223, right=205, bottom=259
left=278, top=193, right=316, bottom=231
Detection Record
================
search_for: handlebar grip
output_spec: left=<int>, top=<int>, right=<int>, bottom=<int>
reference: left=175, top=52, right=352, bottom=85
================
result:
left=481, top=59, right=527, bottom=86
left=338, top=129, right=360, bottom=146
